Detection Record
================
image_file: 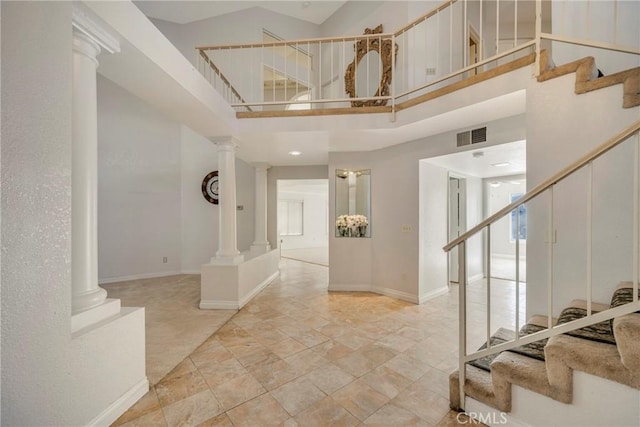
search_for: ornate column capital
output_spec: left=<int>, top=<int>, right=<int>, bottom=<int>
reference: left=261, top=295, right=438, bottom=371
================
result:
left=72, top=5, right=120, bottom=54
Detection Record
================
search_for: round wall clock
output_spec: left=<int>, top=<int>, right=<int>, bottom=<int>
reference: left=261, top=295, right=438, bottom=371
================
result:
left=201, top=171, right=219, bottom=204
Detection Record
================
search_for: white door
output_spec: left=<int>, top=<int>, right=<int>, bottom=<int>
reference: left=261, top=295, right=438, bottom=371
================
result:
left=449, top=177, right=467, bottom=283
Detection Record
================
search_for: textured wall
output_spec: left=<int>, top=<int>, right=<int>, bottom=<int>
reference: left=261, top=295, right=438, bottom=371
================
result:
left=1, top=3, right=146, bottom=424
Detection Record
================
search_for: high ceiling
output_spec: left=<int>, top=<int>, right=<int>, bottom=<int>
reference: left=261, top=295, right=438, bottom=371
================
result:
left=133, top=0, right=347, bottom=25
left=89, top=1, right=530, bottom=169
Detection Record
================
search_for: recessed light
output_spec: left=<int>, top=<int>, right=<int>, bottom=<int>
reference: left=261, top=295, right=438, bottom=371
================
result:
left=510, top=181, right=521, bottom=185
left=492, top=162, right=510, bottom=167
left=489, top=182, right=501, bottom=187
left=288, top=151, right=302, bottom=156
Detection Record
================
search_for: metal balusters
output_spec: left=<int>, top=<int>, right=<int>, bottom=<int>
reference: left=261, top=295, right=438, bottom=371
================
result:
left=587, top=162, right=594, bottom=316
left=486, top=225, right=492, bottom=348
left=634, top=134, right=639, bottom=303
left=515, top=206, right=521, bottom=336
left=458, top=240, right=467, bottom=411
left=548, top=186, right=554, bottom=329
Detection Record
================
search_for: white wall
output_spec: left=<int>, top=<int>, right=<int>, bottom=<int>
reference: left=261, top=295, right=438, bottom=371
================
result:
left=329, top=153, right=374, bottom=290
left=485, top=174, right=527, bottom=258
left=97, top=76, right=182, bottom=282
left=419, top=162, right=449, bottom=300
left=180, top=126, right=217, bottom=273
left=329, top=113, right=526, bottom=302
left=1, top=2, right=145, bottom=424
left=526, top=72, right=640, bottom=317
left=465, top=175, right=484, bottom=279
left=151, top=7, right=321, bottom=107
left=267, top=165, right=329, bottom=249
left=235, top=158, right=256, bottom=252
left=551, top=0, right=640, bottom=74
left=278, top=189, right=328, bottom=250
left=320, top=1, right=408, bottom=38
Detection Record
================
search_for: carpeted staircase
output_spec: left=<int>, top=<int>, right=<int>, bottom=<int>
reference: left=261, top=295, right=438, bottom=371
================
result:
left=448, top=52, right=640, bottom=421
left=449, top=282, right=640, bottom=414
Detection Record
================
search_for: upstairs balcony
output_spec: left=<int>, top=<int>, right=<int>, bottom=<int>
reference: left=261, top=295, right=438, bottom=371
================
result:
left=194, top=0, right=639, bottom=119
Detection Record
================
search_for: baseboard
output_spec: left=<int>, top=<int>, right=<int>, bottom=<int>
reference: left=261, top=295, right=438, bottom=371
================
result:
left=419, top=286, right=449, bottom=304
left=99, top=271, right=182, bottom=285
left=328, top=283, right=372, bottom=292
left=180, top=269, right=201, bottom=275
left=199, top=300, right=239, bottom=310
left=87, top=377, right=149, bottom=427
left=468, top=273, right=484, bottom=283
left=238, top=271, right=280, bottom=309
left=372, top=286, right=419, bottom=304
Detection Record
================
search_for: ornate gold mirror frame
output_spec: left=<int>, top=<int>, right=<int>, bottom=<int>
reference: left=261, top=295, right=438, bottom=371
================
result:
left=344, top=25, right=397, bottom=107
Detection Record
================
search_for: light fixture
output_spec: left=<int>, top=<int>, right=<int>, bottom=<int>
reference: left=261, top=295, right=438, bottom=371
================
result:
left=510, top=180, right=521, bottom=185
left=489, top=181, right=501, bottom=188
left=472, top=151, right=484, bottom=158
left=288, top=150, right=302, bottom=156
left=492, top=162, right=511, bottom=167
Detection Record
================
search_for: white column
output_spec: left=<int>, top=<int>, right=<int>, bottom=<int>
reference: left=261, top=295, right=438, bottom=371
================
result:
left=251, top=163, right=271, bottom=254
left=212, top=139, right=244, bottom=265
left=71, top=8, right=120, bottom=314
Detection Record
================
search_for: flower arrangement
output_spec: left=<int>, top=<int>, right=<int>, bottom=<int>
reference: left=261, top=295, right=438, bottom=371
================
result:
left=336, top=214, right=368, bottom=237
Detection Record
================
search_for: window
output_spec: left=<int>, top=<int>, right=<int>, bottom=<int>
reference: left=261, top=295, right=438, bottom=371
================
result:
left=278, top=200, right=303, bottom=236
left=510, top=193, right=527, bottom=241
left=286, top=92, right=311, bottom=111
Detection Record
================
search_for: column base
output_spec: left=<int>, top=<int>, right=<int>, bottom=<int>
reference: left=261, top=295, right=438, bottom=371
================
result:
left=71, top=298, right=121, bottom=334
left=210, top=254, right=245, bottom=265
left=72, top=286, right=108, bottom=315
left=250, top=242, right=271, bottom=255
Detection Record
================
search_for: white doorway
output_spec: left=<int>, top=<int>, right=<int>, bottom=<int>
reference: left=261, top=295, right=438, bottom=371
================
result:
left=486, top=176, right=527, bottom=282
left=449, top=176, right=467, bottom=283
left=424, top=139, right=526, bottom=287
left=277, top=179, right=329, bottom=266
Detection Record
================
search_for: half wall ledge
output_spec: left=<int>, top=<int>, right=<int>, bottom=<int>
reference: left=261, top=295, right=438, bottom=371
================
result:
left=200, top=248, right=280, bottom=310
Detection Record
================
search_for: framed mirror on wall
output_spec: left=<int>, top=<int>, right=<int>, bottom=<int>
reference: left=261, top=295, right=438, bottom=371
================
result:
left=335, top=169, right=371, bottom=237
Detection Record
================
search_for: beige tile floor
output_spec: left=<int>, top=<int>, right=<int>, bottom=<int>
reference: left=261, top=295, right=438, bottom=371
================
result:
left=280, top=247, right=329, bottom=267
left=113, top=259, right=521, bottom=426
left=103, top=275, right=236, bottom=385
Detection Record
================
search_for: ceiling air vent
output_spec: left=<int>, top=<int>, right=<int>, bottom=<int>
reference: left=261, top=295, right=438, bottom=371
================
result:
left=457, top=126, right=487, bottom=147
left=457, top=131, right=471, bottom=147
left=472, top=127, right=487, bottom=144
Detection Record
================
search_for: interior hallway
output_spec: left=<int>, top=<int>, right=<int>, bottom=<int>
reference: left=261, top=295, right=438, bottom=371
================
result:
left=280, top=247, right=329, bottom=267
left=112, top=259, right=523, bottom=426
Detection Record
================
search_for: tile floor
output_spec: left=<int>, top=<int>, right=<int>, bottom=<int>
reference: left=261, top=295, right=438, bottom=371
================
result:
left=280, top=247, right=329, bottom=267
left=103, top=275, right=236, bottom=385
left=113, top=259, right=520, bottom=426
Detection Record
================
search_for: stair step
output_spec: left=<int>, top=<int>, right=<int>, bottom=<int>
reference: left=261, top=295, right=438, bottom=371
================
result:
left=537, top=50, right=640, bottom=108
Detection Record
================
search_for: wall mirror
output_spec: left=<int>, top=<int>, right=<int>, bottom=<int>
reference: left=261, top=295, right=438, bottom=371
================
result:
left=344, top=24, right=397, bottom=108
left=335, top=169, right=371, bottom=238
left=355, top=50, right=382, bottom=99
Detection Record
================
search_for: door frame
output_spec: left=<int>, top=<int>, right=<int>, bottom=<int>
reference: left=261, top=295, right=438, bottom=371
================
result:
left=447, top=174, right=467, bottom=284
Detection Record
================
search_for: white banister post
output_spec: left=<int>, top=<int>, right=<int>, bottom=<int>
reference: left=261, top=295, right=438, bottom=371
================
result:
left=71, top=7, right=120, bottom=314
left=250, top=163, right=271, bottom=254
left=212, top=138, right=244, bottom=265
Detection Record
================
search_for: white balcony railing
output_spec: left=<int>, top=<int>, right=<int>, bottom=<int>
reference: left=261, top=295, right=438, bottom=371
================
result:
left=195, top=0, right=638, bottom=116
left=196, top=0, right=542, bottom=114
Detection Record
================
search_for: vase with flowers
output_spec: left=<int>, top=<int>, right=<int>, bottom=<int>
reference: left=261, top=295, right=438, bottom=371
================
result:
left=336, top=214, right=368, bottom=237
